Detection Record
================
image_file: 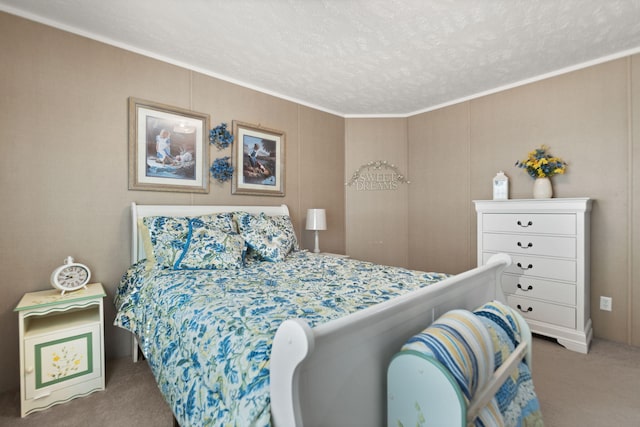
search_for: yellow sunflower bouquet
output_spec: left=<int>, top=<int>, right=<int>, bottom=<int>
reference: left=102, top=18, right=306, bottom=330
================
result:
left=515, top=145, right=567, bottom=179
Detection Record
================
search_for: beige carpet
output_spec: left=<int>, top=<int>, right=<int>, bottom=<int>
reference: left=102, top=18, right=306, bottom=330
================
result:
left=0, top=356, right=173, bottom=427
left=1, top=336, right=639, bottom=426
left=532, top=336, right=640, bottom=426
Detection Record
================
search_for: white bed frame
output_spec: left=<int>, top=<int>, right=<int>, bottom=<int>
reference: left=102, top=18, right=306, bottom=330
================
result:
left=129, top=202, right=518, bottom=427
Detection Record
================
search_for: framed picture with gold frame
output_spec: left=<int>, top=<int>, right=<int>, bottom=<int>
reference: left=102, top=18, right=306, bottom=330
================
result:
left=128, top=97, right=210, bottom=193
left=232, top=121, right=285, bottom=196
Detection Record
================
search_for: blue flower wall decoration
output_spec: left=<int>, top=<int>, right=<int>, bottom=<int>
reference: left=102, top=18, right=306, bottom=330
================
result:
left=210, top=123, right=234, bottom=150
left=210, top=157, right=234, bottom=182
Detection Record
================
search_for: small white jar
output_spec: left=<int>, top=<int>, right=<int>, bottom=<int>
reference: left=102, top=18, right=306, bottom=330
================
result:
left=493, top=171, right=509, bottom=200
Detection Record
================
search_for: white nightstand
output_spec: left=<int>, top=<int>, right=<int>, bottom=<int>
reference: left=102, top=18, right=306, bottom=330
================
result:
left=14, top=283, right=106, bottom=417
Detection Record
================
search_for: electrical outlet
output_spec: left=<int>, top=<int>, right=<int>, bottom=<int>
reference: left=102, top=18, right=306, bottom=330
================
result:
left=600, top=296, right=612, bottom=311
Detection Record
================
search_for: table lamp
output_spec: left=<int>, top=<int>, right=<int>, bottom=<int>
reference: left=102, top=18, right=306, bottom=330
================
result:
left=306, top=208, right=327, bottom=253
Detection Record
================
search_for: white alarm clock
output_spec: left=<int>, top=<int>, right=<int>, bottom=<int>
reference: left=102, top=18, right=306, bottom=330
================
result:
left=50, top=256, right=91, bottom=294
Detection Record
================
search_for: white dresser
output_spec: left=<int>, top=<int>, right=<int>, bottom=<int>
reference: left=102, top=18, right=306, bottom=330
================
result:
left=474, top=198, right=592, bottom=353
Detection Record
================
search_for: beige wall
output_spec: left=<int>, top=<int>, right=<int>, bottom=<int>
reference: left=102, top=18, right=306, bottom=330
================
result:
left=0, top=13, right=344, bottom=392
left=632, top=55, right=640, bottom=346
left=408, top=103, right=473, bottom=273
left=464, top=61, right=632, bottom=345
left=346, top=57, right=640, bottom=348
left=298, top=107, right=346, bottom=252
left=345, top=118, right=409, bottom=267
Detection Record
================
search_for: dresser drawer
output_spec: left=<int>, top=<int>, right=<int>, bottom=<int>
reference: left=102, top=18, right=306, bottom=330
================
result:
left=502, top=274, right=575, bottom=306
left=483, top=233, right=576, bottom=258
left=507, top=295, right=576, bottom=329
left=482, top=213, right=576, bottom=235
left=483, top=253, right=576, bottom=282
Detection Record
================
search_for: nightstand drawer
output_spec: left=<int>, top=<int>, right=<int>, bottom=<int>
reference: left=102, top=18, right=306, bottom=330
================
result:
left=483, top=253, right=576, bottom=282
left=482, top=213, right=576, bottom=235
left=483, top=233, right=576, bottom=258
left=502, top=274, right=575, bottom=306
left=24, top=323, right=101, bottom=400
left=507, top=295, right=576, bottom=329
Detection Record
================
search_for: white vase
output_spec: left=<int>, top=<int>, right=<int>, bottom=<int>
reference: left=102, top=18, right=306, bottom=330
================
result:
left=533, top=177, right=553, bottom=199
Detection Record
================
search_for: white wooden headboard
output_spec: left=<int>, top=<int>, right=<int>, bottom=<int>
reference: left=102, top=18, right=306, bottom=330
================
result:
left=130, top=202, right=290, bottom=264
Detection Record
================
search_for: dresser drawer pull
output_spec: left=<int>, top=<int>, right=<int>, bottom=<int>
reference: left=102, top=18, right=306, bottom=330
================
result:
left=517, top=241, right=533, bottom=249
left=516, top=220, right=533, bottom=227
left=516, top=304, right=533, bottom=313
left=516, top=283, right=533, bottom=291
left=516, top=262, right=534, bottom=270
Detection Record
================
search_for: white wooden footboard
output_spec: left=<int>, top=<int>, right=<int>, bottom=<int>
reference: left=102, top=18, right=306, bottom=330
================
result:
left=270, top=253, right=512, bottom=427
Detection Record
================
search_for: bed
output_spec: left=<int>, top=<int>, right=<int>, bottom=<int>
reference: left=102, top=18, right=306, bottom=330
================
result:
left=114, top=202, right=518, bottom=427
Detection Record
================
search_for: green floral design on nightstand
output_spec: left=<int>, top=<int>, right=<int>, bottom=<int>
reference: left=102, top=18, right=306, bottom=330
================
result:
left=36, top=332, right=93, bottom=389
left=49, top=346, right=83, bottom=380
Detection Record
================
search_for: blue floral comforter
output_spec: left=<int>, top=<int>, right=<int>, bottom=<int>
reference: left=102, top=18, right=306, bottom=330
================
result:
left=114, top=251, right=449, bottom=426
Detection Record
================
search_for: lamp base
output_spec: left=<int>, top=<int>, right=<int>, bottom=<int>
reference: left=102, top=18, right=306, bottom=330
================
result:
left=313, top=230, right=320, bottom=253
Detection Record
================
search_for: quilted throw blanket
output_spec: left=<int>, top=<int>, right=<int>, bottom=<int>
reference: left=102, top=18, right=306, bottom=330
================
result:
left=114, top=251, right=449, bottom=427
left=474, top=302, right=543, bottom=427
left=402, top=301, right=543, bottom=427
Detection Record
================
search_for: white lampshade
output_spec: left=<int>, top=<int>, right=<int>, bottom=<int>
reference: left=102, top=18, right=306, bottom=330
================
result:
left=306, top=209, right=327, bottom=231
left=306, top=209, right=327, bottom=253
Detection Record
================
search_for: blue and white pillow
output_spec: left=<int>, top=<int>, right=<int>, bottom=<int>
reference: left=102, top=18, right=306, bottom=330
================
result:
left=141, top=213, right=237, bottom=268
left=174, top=224, right=245, bottom=270
left=270, top=215, right=300, bottom=251
left=234, top=212, right=295, bottom=262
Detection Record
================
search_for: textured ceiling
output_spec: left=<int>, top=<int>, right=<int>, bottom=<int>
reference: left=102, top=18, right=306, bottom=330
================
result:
left=2, top=0, right=640, bottom=117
